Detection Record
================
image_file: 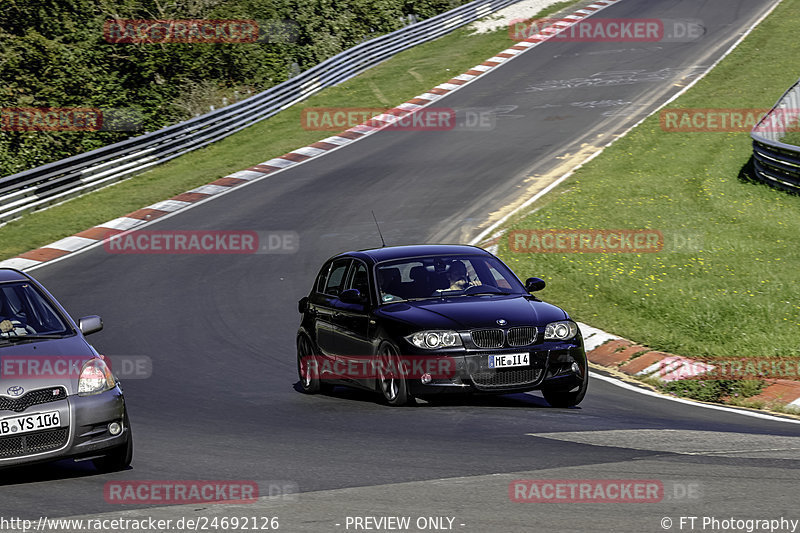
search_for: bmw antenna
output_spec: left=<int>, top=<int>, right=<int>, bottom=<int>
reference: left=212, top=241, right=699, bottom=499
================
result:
left=372, top=210, right=386, bottom=247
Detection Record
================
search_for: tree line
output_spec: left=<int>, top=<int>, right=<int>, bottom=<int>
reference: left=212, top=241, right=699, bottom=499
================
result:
left=0, top=0, right=466, bottom=177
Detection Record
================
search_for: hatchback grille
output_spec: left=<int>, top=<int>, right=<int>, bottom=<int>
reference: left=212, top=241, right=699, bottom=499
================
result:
left=471, top=329, right=504, bottom=348
left=0, top=428, right=68, bottom=458
left=508, top=327, right=537, bottom=346
left=0, top=387, right=67, bottom=413
left=471, top=368, right=544, bottom=389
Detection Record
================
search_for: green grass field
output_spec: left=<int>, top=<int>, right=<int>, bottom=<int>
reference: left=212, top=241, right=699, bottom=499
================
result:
left=0, top=1, right=577, bottom=260
left=496, top=0, right=800, bottom=358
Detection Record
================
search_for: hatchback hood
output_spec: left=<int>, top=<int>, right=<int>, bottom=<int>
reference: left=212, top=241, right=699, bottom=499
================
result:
left=0, top=335, right=97, bottom=396
left=379, top=295, right=568, bottom=330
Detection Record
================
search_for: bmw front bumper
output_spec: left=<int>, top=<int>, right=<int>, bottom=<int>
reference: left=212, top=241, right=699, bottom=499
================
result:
left=405, top=343, right=587, bottom=396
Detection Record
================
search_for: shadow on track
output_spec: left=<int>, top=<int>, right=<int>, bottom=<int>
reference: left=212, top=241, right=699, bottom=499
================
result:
left=292, top=381, right=577, bottom=410
left=0, top=459, right=113, bottom=486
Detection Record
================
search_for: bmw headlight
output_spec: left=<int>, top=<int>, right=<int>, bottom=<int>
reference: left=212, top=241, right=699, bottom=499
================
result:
left=406, top=330, right=462, bottom=349
left=544, top=320, right=579, bottom=340
left=78, top=358, right=116, bottom=396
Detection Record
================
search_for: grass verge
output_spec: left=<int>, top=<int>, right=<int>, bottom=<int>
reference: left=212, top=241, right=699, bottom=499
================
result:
left=0, top=0, right=580, bottom=260
left=496, top=0, right=800, bottom=357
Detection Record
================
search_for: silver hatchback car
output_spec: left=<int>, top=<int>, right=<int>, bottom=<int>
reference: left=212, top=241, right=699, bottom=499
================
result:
left=0, top=268, right=132, bottom=471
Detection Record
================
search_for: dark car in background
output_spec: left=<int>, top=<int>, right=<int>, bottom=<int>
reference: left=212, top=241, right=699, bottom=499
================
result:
left=296, top=244, right=588, bottom=407
left=0, top=268, right=132, bottom=471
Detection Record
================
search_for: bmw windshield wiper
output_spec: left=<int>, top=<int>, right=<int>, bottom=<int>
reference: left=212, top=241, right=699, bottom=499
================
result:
left=445, top=289, right=516, bottom=297
left=465, top=291, right=514, bottom=296
left=435, top=286, right=517, bottom=298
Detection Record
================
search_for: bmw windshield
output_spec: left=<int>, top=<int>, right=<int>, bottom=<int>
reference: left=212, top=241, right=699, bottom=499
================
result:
left=0, top=282, right=72, bottom=340
left=376, top=255, right=528, bottom=303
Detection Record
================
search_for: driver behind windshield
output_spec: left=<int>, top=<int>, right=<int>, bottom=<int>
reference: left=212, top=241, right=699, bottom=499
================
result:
left=446, top=261, right=481, bottom=291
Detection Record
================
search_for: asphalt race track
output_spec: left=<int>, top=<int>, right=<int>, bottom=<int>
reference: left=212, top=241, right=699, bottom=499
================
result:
left=4, top=0, right=799, bottom=531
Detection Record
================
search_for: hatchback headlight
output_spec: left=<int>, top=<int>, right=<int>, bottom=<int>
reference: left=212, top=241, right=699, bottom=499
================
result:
left=406, top=330, right=462, bottom=349
left=78, top=358, right=116, bottom=396
left=544, top=320, right=579, bottom=340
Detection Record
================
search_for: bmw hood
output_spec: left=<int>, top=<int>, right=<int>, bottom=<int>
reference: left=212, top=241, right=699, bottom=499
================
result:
left=0, top=335, right=99, bottom=397
left=378, top=295, right=569, bottom=330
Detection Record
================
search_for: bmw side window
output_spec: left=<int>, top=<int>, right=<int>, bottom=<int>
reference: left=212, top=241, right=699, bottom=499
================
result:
left=314, top=264, right=330, bottom=294
left=490, top=265, right=512, bottom=289
left=478, top=260, right=510, bottom=289
left=346, top=261, right=370, bottom=301
left=324, top=259, right=351, bottom=296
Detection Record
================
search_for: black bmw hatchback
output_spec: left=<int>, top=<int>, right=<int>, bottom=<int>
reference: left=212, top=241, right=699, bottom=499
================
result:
left=296, top=245, right=588, bottom=407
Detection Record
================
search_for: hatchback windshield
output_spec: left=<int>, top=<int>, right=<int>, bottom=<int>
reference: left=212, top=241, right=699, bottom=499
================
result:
left=0, top=282, right=71, bottom=338
left=376, top=255, right=527, bottom=303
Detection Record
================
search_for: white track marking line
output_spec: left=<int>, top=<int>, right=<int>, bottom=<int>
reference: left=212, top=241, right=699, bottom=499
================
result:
left=588, top=372, right=800, bottom=425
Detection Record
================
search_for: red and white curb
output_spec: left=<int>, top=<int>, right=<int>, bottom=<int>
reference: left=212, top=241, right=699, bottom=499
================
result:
left=0, top=0, right=622, bottom=271
left=584, top=330, right=800, bottom=411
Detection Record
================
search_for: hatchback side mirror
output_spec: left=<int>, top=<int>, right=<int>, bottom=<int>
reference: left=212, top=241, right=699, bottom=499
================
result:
left=78, top=315, right=103, bottom=336
left=340, top=289, right=366, bottom=304
left=525, top=277, right=546, bottom=292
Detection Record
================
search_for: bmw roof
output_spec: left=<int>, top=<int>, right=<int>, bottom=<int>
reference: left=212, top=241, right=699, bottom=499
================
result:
left=0, top=268, right=29, bottom=283
left=338, top=244, right=491, bottom=264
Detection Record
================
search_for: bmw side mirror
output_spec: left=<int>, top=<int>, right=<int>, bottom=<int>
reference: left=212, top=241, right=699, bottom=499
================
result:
left=78, top=315, right=103, bottom=336
left=525, top=277, right=546, bottom=292
left=340, top=289, right=366, bottom=304
left=298, top=296, right=309, bottom=313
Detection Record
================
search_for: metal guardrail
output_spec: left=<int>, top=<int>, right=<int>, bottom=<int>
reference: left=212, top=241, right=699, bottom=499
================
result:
left=751, top=77, right=800, bottom=193
left=0, top=0, right=521, bottom=224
